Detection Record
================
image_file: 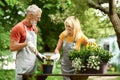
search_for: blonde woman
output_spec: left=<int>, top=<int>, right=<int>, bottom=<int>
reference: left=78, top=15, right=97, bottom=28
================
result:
left=51, top=16, right=90, bottom=80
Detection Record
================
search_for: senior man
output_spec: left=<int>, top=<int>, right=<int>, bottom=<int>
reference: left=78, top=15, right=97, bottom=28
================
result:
left=10, top=4, right=46, bottom=80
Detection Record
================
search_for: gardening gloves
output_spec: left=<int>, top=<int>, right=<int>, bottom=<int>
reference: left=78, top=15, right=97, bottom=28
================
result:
left=27, top=41, right=47, bottom=62
left=27, top=41, right=36, bottom=53
left=36, top=53, right=47, bottom=62
left=88, top=38, right=96, bottom=44
left=50, top=53, right=60, bottom=61
left=87, top=38, right=97, bottom=48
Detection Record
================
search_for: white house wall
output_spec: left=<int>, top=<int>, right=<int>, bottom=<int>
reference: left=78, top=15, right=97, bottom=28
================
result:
left=99, top=35, right=120, bottom=65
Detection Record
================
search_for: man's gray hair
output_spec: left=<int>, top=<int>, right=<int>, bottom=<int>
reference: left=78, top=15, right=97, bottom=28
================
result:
left=26, top=4, right=42, bottom=15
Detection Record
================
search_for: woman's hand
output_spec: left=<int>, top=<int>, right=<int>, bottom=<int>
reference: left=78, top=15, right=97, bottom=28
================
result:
left=50, top=53, right=60, bottom=61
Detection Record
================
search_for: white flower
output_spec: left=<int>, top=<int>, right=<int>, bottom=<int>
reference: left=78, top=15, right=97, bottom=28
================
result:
left=87, top=55, right=100, bottom=70
left=72, top=58, right=83, bottom=71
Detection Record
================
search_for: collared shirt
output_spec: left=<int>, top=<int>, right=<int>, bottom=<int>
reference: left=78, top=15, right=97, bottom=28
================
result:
left=10, top=19, right=38, bottom=43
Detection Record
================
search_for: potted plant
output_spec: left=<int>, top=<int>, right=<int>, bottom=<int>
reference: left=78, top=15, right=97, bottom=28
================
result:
left=68, top=43, right=113, bottom=74
left=41, top=59, right=54, bottom=74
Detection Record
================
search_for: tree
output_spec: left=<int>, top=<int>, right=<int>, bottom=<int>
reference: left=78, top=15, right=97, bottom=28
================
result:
left=0, top=0, right=25, bottom=51
left=87, top=0, right=120, bottom=49
left=0, top=0, right=26, bottom=69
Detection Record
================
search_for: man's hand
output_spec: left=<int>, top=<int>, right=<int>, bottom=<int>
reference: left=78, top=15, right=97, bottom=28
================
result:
left=37, top=53, right=47, bottom=59
left=50, top=53, right=60, bottom=61
left=27, top=41, right=36, bottom=53
left=36, top=53, right=47, bottom=62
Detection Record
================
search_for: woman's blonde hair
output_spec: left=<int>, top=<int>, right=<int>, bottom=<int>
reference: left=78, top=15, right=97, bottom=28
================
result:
left=64, top=16, right=83, bottom=40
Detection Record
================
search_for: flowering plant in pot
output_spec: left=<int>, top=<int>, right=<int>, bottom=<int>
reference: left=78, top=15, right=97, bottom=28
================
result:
left=68, top=43, right=113, bottom=74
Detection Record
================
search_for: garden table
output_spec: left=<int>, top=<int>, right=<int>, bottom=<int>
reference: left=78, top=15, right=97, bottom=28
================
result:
left=19, top=73, right=120, bottom=80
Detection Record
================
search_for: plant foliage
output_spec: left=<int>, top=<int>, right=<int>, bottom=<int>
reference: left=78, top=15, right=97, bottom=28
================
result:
left=68, top=43, right=113, bottom=72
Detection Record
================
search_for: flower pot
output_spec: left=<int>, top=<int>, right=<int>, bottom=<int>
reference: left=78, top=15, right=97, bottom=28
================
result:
left=99, top=62, right=108, bottom=74
left=75, top=63, right=108, bottom=74
left=42, top=64, right=53, bottom=74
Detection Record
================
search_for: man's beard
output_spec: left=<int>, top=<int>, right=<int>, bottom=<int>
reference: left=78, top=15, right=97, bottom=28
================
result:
left=31, top=20, right=37, bottom=26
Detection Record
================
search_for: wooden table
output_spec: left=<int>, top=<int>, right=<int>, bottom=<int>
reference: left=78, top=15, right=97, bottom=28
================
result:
left=20, top=74, right=120, bottom=80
